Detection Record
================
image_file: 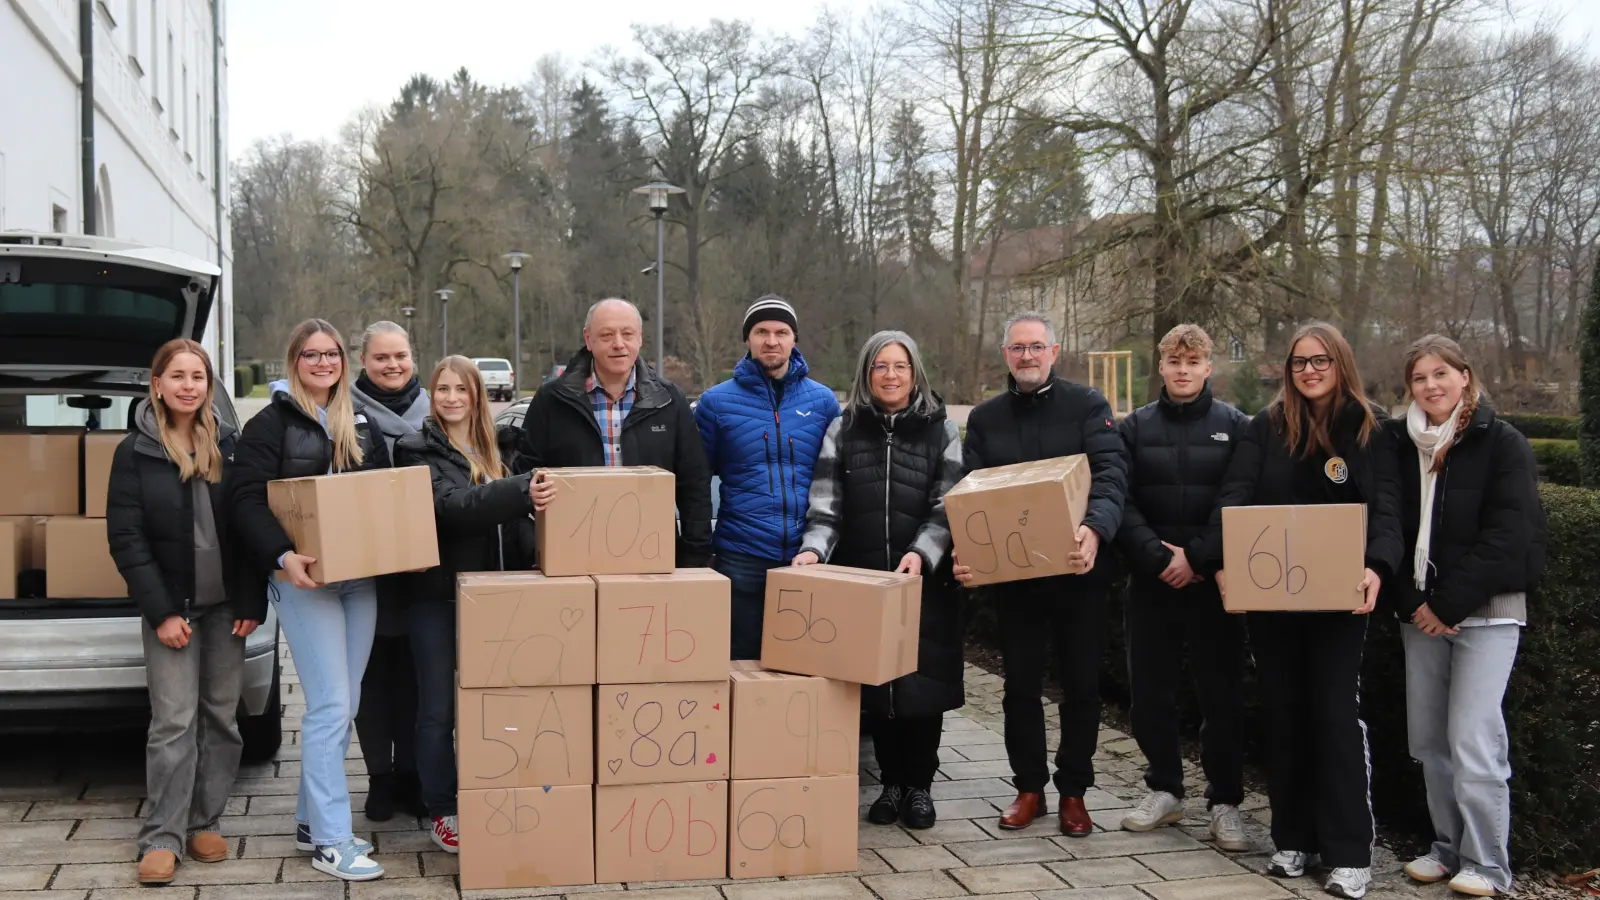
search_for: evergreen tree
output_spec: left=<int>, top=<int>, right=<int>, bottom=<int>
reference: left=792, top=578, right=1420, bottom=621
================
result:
left=1581, top=248, right=1600, bottom=486
left=877, top=100, right=938, bottom=269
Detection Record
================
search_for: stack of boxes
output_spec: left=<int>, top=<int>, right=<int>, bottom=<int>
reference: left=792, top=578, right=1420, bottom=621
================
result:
left=1, top=427, right=128, bottom=601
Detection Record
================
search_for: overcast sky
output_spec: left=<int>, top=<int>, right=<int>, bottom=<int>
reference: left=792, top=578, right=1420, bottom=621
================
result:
left=226, top=0, right=1600, bottom=156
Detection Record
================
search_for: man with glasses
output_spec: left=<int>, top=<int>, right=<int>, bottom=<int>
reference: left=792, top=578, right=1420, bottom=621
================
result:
left=694, top=295, right=839, bottom=659
left=954, top=311, right=1129, bottom=836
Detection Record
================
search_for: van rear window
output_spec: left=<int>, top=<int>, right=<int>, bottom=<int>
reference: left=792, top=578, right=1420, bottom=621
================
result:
left=0, top=258, right=193, bottom=369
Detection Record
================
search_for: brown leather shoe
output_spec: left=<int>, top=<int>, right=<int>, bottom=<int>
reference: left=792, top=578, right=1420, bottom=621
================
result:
left=187, top=832, right=229, bottom=863
left=998, top=792, right=1048, bottom=830
left=1059, top=796, right=1094, bottom=837
left=138, top=850, right=178, bottom=885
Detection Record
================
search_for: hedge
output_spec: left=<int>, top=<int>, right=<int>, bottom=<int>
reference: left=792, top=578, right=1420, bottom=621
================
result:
left=234, top=365, right=254, bottom=398
left=964, top=483, right=1600, bottom=871
left=1501, top=413, right=1579, bottom=440
left=1531, top=439, right=1581, bottom=486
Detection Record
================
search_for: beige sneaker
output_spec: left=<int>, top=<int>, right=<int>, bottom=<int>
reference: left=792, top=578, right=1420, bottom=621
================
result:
left=1209, top=804, right=1250, bottom=851
left=1121, top=791, right=1184, bottom=832
left=1404, top=855, right=1452, bottom=884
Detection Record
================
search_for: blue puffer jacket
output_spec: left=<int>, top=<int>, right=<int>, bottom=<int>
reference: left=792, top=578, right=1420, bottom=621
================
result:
left=695, top=350, right=840, bottom=561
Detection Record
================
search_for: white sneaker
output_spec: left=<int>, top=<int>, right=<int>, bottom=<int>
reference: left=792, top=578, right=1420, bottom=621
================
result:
left=1325, top=866, right=1372, bottom=899
left=1209, top=804, right=1250, bottom=851
left=1448, top=868, right=1499, bottom=897
left=430, top=815, right=459, bottom=854
left=1404, top=854, right=1452, bottom=884
left=1268, top=850, right=1319, bottom=878
left=1121, top=791, right=1184, bottom=832
left=311, top=839, right=384, bottom=882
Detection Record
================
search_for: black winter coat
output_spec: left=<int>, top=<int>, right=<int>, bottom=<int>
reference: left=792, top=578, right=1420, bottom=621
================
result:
left=394, top=418, right=537, bottom=601
left=798, top=401, right=966, bottom=718
left=1384, top=406, right=1547, bottom=626
left=516, top=349, right=713, bottom=566
left=106, top=420, right=257, bottom=628
left=224, top=391, right=390, bottom=596
left=1195, top=400, right=1404, bottom=581
left=1115, top=385, right=1250, bottom=578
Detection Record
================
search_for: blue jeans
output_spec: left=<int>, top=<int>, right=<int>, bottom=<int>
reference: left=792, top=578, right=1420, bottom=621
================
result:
left=409, top=599, right=457, bottom=816
left=712, top=550, right=786, bottom=661
left=270, top=578, right=378, bottom=847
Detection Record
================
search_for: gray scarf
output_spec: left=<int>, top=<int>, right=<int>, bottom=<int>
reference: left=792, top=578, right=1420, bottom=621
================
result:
left=349, top=381, right=430, bottom=452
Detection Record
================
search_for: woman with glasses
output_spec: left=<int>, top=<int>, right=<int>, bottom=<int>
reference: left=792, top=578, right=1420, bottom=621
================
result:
left=1196, top=322, right=1403, bottom=900
left=791, top=331, right=965, bottom=830
left=226, top=320, right=389, bottom=882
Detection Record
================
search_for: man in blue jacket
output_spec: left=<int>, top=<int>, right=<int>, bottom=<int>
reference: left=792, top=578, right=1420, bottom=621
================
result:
left=695, top=295, right=840, bottom=659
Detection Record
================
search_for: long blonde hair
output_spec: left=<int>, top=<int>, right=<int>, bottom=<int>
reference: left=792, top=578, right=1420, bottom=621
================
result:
left=429, top=356, right=505, bottom=484
left=1403, top=334, right=1481, bottom=473
left=284, top=319, right=364, bottom=471
left=1271, top=322, right=1377, bottom=459
left=148, top=339, right=224, bottom=483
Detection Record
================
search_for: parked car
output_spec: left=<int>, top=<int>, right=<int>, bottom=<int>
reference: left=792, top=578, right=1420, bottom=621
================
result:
left=472, top=357, right=515, bottom=401
left=0, top=232, right=282, bottom=761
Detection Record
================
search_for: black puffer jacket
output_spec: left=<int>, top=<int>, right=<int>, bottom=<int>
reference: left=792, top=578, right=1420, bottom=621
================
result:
left=105, top=410, right=257, bottom=628
left=798, top=400, right=966, bottom=718
left=962, top=374, right=1129, bottom=559
left=1115, top=384, right=1250, bottom=578
left=225, top=389, right=390, bottom=590
left=394, top=418, right=537, bottom=601
left=1195, top=400, right=1404, bottom=581
left=517, top=349, right=713, bottom=567
left=1384, top=405, right=1547, bottom=625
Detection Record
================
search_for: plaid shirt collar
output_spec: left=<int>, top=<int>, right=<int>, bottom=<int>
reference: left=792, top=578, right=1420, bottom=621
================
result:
left=586, top=368, right=638, bottom=466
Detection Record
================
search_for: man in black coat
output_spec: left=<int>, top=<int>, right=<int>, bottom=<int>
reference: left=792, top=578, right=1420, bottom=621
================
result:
left=955, top=311, right=1129, bottom=837
left=519, top=298, right=714, bottom=567
left=1113, top=325, right=1251, bottom=850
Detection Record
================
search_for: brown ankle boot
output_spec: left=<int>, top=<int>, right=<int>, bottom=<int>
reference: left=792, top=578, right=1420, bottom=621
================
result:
left=998, top=792, right=1047, bottom=830
left=1059, top=796, right=1094, bottom=837
left=138, top=850, right=178, bottom=884
left=187, top=832, right=229, bottom=863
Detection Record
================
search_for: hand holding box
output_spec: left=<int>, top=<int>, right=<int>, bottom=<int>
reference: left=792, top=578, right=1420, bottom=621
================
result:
left=759, top=564, right=920, bottom=685
left=1221, top=504, right=1367, bottom=611
left=942, top=455, right=1091, bottom=586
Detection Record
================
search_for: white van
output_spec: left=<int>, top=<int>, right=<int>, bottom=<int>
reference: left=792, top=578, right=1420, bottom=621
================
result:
left=0, top=233, right=282, bottom=760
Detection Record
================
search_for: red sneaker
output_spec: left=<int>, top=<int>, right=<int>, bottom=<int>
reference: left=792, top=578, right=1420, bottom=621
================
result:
left=430, top=815, right=459, bottom=854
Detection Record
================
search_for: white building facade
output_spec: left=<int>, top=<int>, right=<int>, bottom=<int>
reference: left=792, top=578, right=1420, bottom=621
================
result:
left=1, top=0, right=233, bottom=393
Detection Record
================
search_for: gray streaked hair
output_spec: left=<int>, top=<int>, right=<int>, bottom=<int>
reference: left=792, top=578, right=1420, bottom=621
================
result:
left=1000, top=310, right=1058, bottom=348
left=847, top=330, right=939, bottom=418
left=585, top=298, right=643, bottom=330
left=359, top=320, right=411, bottom=356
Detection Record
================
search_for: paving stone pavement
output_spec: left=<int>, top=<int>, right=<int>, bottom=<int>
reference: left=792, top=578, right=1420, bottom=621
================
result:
left=1, top=657, right=1471, bottom=900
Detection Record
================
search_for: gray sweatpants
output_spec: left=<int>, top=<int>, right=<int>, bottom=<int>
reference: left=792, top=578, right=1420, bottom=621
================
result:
left=139, top=606, right=245, bottom=857
left=1401, top=622, right=1519, bottom=892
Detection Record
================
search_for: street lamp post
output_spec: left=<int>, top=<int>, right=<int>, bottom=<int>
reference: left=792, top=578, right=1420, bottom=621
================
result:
left=400, top=305, right=416, bottom=340
left=503, top=251, right=530, bottom=398
left=435, top=288, right=454, bottom=357
left=632, top=181, right=684, bottom=374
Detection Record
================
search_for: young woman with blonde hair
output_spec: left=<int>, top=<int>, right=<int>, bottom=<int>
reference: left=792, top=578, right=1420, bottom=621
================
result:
left=394, top=355, right=537, bottom=854
left=109, top=339, right=255, bottom=885
left=1388, top=335, right=1546, bottom=897
left=225, top=319, right=389, bottom=881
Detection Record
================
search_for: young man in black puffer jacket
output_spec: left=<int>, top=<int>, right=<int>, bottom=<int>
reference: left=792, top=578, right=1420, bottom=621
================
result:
left=1113, top=325, right=1251, bottom=849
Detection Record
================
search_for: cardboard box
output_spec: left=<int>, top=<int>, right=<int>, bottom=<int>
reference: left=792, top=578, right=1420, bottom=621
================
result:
left=595, top=781, right=727, bottom=884
left=267, top=467, right=438, bottom=584
left=729, top=661, right=860, bottom=779
left=82, top=431, right=126, bottom=518
left=457, top=572, right=597, bottom=688
left=596, top=680, right=729, bottom=786
left=759, top=565, right=920, bottom=686
left=535, top=467, right=675, bottom=576
left=728, top=775, right=859, bottom=879
left=0, top=520, right=19, bottom=600
left=0, top=516, right=47, bottom=571
left=45, top=516, right=127, bottom=598
left=0, top=430, right=83, bottom=515
left=458, top=785, right=594, bottom=889
left=1221, top=504, right=1367, bottom=612
left=942, top=455, right=1092, bottom=586
left=458, top=685, right=594, bottom=788
left=595, top=569, right=732, bottom=683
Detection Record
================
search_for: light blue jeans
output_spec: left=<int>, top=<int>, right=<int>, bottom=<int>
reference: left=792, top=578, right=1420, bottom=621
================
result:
left=271, top=577, right=378, bottom=847
left=1402, top=622, right=1520, bottom=892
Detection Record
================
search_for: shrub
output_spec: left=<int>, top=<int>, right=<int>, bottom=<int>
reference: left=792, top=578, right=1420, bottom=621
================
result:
left=249, top=360, right=265, bottom=384
left=234, top=365, right=254, bottom=398
left=1500, top=413, right=1579, bottom=440
left=1530, top=439, right=1581, bottom=486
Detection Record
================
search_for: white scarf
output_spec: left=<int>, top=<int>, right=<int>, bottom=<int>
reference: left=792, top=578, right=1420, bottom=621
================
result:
left=1405, top=400, right=1463, bottom=591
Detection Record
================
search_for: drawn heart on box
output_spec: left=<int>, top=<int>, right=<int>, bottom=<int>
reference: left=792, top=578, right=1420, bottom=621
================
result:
left=1018, top=509, right=1029, bottom=526
left=705, top=752, right=717, bottom=764
left=559, top=607, right=584, bottom=631
left=607, top=759, right=623, bottom=775
left=614, top=729, right=626, bottom=739
left=705, top=783, right=717, bottom=791
left=712, top=703, right=720, bottom=711
left=802, top=785, right=810, bottom=792
left=678, top=700, right=698, bottom=719
left=615, top=692, right=629, bottom=709
left=541, top=785, right=552, bottom=793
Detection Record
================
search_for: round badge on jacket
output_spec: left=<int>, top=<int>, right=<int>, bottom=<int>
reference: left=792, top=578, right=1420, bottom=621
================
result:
left=1325, top=456, right=1349, bottom=484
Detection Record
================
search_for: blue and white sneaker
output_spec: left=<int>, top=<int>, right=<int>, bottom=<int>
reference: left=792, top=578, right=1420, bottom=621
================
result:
left=295, top=823, right=372, bottom=855
left=311, top=839, right=384, bottom=882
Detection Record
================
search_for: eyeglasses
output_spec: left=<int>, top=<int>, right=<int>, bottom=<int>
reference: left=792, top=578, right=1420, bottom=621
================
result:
left=871, top=362, right=912, bottom=376
left=299, top=350, right=344, bottom=365
left=1288, top=354, right=1333, bottom=373
left=1003, top=343, right=1051, bottom=357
